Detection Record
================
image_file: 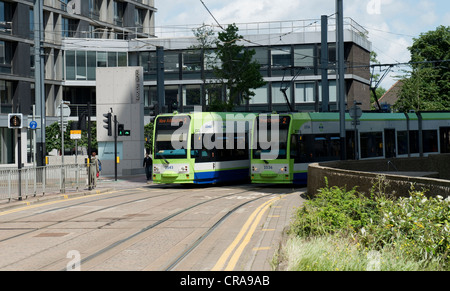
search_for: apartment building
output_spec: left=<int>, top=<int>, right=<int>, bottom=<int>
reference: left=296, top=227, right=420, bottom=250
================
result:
left=0, top=0, right=156, bottom=165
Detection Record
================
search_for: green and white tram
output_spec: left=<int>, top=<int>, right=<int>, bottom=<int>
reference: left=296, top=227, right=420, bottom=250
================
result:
left=251, top=111, right=450, bottom=184
left=152, top=112, right=255, bottom=184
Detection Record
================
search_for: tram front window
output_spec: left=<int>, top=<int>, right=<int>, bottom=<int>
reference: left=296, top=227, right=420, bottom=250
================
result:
left=253, top=116, right=290, bottom=160
left=155, top=116, right=190, bottom=159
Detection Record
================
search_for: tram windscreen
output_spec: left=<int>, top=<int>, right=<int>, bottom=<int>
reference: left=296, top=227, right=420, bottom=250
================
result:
left=154, top=116, right=190, bottom=159
left=253, top=115, right=290, bottom=160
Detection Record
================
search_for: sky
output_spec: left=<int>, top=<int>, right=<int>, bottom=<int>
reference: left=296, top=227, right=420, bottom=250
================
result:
left=154, top=0, right=450, bottom=89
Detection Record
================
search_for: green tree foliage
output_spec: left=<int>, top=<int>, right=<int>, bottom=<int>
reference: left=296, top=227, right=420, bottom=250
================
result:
left=210, top=24, right=266, bottom=111
left=45, top=121, right=97, bottom=154
left=394, top=26, right=450, bottom=112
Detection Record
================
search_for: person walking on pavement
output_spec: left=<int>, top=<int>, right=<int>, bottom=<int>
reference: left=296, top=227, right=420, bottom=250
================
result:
left=89, top=151, right=100, bottom=189
left=143, top=153, right=152, bottom=181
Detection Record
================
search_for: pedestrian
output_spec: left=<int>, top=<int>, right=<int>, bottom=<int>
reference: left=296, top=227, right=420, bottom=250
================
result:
left=143, top=153, right=152, bottom=180
left=89, top=151, right=100, bottom=189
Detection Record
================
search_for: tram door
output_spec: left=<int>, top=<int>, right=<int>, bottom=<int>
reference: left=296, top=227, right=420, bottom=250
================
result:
left=384, top=129, right=396, bottom=158
left=440, top=127, right=450, bottom=153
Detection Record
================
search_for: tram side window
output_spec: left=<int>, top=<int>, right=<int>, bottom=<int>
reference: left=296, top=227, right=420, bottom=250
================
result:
left=298, top=134, right=340, bottom=163
left=397, top=130, right=437, bottom=155
left=191, top=133, right=248, bottom=162
left=423, top=130, right=438, bottom=153
left=360, top=132, right=383, bottom=159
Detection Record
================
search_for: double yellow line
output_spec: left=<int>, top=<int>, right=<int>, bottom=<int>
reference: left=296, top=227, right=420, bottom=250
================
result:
left=212, top=195, right=282, bottom=271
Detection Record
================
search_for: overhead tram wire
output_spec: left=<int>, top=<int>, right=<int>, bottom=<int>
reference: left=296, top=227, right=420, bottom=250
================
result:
left=200, top=0, right=225, bottom=31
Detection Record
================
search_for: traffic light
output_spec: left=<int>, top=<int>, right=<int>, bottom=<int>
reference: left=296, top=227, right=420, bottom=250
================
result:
left=8, top=113, right=23, bottom=129
left=118, top=123, right=124, bottom=136
left=103, top=112, right=112, bottom=136
left=149, top=102, right=158, bottom=122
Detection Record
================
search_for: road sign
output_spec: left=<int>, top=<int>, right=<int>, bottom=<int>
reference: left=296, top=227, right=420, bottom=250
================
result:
left=70, top=130, right=82, bottom=140
left=29, top=120, right=38, bottom=129
left=349, top=105, right=362, bottom=119
left=56, top=103, right=71, bottom=117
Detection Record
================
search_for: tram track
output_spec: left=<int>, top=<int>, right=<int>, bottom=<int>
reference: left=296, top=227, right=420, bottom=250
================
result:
left=0, top=183, right=296, bottom=271
left=73, top=188, right=275, bottom=271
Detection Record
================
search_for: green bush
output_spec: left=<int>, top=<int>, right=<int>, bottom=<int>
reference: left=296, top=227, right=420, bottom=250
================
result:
left=287, top=177, right=450, bottom=270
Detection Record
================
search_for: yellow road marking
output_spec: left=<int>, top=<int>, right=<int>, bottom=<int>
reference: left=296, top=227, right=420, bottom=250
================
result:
left=212, top=195, right=283, bottom=271
left=0, top=190, right=117, bottom=217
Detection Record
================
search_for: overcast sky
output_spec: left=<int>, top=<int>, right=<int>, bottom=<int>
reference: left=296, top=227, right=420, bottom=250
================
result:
left=154, top=0, right=450, bottom=89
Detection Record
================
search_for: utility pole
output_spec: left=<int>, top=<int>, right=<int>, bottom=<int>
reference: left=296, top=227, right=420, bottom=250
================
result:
left=336, top=0, right=346, bottom=160
left=157, top=46, right=165, bottom=113
left=34, top=0, right=46, bottom=167
left=321, top=15, right=329, bottom=112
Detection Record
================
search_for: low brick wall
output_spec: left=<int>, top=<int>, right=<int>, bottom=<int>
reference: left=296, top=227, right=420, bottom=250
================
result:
left=307, top=154, right=450, bottom=199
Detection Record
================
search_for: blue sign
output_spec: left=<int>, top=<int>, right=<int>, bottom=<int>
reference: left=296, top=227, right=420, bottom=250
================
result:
left=29, top=121, right=38, bottom=129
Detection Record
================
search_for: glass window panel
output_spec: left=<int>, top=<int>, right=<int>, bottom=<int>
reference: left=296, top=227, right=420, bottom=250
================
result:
left=118, top=52, right=127, bottom=66
left=272, top=82, right=290, bottom=104
left=295, top=83, right=315, bottom=103
left=294, top=45, right=315, bottom=67
left=183, top=85, right=201, bottom=106
left=249, top=85, right=268, bottom=104
left=65, top=50, right=75, bottom=80
left=97, top=51, right=107, bottom=67
left=108, top=52, right=117, bottom=67
left=271, top=47, right=291, bottom=68
left=87, top=51, right=96, bottom=80
left=76, top=51, right=86, bottom=79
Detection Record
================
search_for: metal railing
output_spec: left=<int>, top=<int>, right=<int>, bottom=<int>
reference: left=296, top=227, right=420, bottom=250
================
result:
left=0, top=164, right=89, bottom=202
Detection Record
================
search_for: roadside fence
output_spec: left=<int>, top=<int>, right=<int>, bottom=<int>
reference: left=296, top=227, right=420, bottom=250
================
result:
left=0, top=164, right=89, bottom=202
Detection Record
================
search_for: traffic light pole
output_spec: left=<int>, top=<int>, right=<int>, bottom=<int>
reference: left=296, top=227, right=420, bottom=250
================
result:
left=114, top=115, right=118, bottom=181
left=17, top=129, right=22, bottom=201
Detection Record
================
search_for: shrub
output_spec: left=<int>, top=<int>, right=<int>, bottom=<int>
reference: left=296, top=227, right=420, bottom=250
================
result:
left=287, top=178, right=450, bottom=270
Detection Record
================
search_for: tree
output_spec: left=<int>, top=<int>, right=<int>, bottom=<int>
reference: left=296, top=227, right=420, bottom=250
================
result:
left=394, top=26, right=450, bottom=112
left=191, top=24, right=217, bottom=111
left=45, top=121, right=97, bottom=155
left=210, top=24, right=266, bottom=111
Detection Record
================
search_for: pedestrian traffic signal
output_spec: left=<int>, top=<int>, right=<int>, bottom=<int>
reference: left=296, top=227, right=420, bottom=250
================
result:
left=118, top=123, right=124, bottom=136
left=103, top=112, right=112, bottom=136
left=149, top=103, right=158, bottom=123
left=8, top=113, right=23, bottom=129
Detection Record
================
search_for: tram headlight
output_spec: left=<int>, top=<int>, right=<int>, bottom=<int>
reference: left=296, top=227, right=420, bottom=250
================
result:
left=153, top=166, right=160, bottom=174
left=179, top=165, right=189, bottom=173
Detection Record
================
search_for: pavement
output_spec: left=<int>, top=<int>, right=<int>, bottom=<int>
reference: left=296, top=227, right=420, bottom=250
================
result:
left=0, top=174, right=153, bottom=212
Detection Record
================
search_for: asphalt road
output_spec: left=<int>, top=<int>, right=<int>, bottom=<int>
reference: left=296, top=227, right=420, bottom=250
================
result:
left=0, top=175, right=305, bottom=271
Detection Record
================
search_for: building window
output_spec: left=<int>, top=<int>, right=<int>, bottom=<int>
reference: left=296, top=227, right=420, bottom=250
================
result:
left=89, top=0, right=100, bottom=20
left=114, top=0, right=125, bottom=26
left=0, top=80, right=13, bottom=111
left=272, top=82, right=291, bottom=104
left=249, top=85, right=268, bottom=105
left=62, top=17, right=78, bottom=37
left=135, top=8, right=145, bottom=27
left=183, top=85, right=201, bottom=106
left=182, top=50, right=202, bottom=79
left=0, top=1, right=12, bottom=34
left=65, top=50, right=128, bottom=80
left=0, top=40, right=12, bottom=73
left=271, top=46, right=291, bottom=76
left=294, top=45, right=315, bottom=73
left=295, top=82, right=315, bottom=103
